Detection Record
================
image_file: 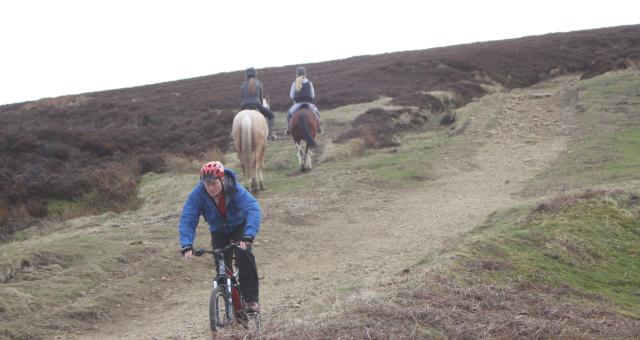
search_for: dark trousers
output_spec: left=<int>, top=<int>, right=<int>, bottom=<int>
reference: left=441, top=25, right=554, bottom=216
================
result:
left=242, top=103, right=274, bottom=121
left=211, top=228, right=260, bottom=302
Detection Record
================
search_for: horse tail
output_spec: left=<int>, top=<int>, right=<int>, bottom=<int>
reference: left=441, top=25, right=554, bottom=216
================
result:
left=300, top=111, right=317, bottom=148
left=241, top=114, right=254, bottom=180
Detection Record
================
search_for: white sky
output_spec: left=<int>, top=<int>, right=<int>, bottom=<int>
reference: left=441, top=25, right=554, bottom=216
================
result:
left=1, top=0, right=638, bottom=105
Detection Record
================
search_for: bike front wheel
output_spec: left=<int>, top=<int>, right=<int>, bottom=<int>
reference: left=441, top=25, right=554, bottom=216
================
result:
left=210, top=286, right=233, bottom=332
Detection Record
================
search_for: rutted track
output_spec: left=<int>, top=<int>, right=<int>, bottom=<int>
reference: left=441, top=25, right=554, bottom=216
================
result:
left=71, top=76, right=578, bottom=338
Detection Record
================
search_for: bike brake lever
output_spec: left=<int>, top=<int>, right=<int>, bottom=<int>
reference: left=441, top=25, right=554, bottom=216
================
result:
left=194, top=249, right=206, bottom=257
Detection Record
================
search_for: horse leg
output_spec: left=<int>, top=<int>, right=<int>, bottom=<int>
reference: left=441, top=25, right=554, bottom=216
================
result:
left=305, top=145, right=313, bottom=171
left=250, top=149, right=258, bottom=193
left=241, top=164, right=247, bottom=183
left=257, top=141, right=266, bottom=191
left=296, top=143, right=305, bottom=172
left=258, top=168, right=265, bottom=191
left=251, top=177, right=258, bottom=193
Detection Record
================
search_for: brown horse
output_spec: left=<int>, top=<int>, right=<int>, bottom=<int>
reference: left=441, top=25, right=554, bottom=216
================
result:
left=290, top=105, right=319, bottom=172
left=232, top=106, right=268, bottom=192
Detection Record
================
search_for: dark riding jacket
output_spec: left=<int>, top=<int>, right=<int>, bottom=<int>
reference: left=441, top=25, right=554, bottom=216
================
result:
left=294, top=81, right=314, bottom=103
left=288, top=79, right=319, bottom=118
left=289, top=79, right=315, bottom=103
left=241, top=79, right=264, bottom=107
left=178, top=169, right=261, bottom=249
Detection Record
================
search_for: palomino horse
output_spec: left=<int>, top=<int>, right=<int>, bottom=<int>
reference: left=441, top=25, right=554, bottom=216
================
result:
left=232, top=99, right=269, bottom=192
left=290, top=105, right=319, bottom=172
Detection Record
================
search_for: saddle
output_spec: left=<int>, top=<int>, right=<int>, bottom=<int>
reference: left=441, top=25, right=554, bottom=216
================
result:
left=242, top=104, right=260, bottom=111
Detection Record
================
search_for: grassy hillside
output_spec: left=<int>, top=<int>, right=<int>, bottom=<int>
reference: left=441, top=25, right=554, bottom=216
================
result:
left=523, top=70, right=640, bottom=195
left=0, top=94, right=453, bottom=339
left=1, top=69, right=639, bottom=339
left=0, top=171, right=204, bottom=339
left=462, top=190, right=639, bottom=318
left=271, top=70, right=640, bottom=338
left=1, top=24, right=640, bottom=338
left=284, top=190, right=639, bottom=339
left=1, top=24, right=640, bottom=239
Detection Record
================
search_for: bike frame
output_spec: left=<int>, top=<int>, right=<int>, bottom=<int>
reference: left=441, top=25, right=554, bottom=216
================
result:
left=195, top=244, right=245, bottom=318
left=212, top=245, right=243, bottom=318
left=194, top=243, right=260, bottom=333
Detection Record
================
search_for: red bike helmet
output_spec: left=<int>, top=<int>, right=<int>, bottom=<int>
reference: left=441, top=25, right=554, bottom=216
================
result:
left=200, top=161, right=225, bottom=181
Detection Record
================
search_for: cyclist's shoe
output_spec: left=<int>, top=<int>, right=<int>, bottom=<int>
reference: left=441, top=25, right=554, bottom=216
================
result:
left=245, top=301, right=260, bottom=313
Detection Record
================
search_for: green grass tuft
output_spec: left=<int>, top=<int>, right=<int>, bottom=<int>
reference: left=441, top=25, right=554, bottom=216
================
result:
left=456, top=190, right=640, bottom=318
left=524, top=71, right=640, bottom=194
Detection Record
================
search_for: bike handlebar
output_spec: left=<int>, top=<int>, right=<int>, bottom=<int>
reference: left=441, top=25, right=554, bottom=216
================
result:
left=193, top=243, right=241, bottom=257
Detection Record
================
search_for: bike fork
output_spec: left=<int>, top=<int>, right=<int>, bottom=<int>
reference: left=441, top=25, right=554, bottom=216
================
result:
left=226, top=277, right=234, bottom=320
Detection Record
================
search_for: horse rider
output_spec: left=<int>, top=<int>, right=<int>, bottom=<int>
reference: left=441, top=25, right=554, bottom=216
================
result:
left=241, top=67, right=276, bottom=140
left=286, top=66, right=323, bottom=134
left=179, top=161, right=262, bottom=313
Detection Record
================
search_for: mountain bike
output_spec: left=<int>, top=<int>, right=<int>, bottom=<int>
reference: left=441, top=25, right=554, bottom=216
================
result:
left=194, top=243, right=261, bottom=333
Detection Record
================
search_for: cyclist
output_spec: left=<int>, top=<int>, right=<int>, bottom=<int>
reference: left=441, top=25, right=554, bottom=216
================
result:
left=286, top=66, right=323, bottom=134
left=179, top=161, right=261, bottom=312
left=241, top=67, right=277, bottom=140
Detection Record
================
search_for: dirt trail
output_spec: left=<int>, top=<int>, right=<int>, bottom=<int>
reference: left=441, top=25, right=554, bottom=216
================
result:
left=73, top=76, right=578, bottom=339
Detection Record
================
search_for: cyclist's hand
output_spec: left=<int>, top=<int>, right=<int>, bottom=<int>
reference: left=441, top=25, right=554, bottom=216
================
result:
left=239, top=241, right=251, bottom=250
left=181, top=245, right=193, bottom=259
left=239, top=236, right=254, bottom=250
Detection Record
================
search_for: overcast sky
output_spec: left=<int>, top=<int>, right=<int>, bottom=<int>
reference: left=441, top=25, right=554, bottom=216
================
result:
left=1, top=0, right=638, bottom=105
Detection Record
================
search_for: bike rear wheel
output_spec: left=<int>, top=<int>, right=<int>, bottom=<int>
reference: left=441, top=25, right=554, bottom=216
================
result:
left=209, top=286, right=233, bottom=332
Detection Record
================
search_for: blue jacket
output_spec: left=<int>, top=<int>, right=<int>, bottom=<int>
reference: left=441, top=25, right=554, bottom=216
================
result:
left=178, top=169, right=261, bottom=249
